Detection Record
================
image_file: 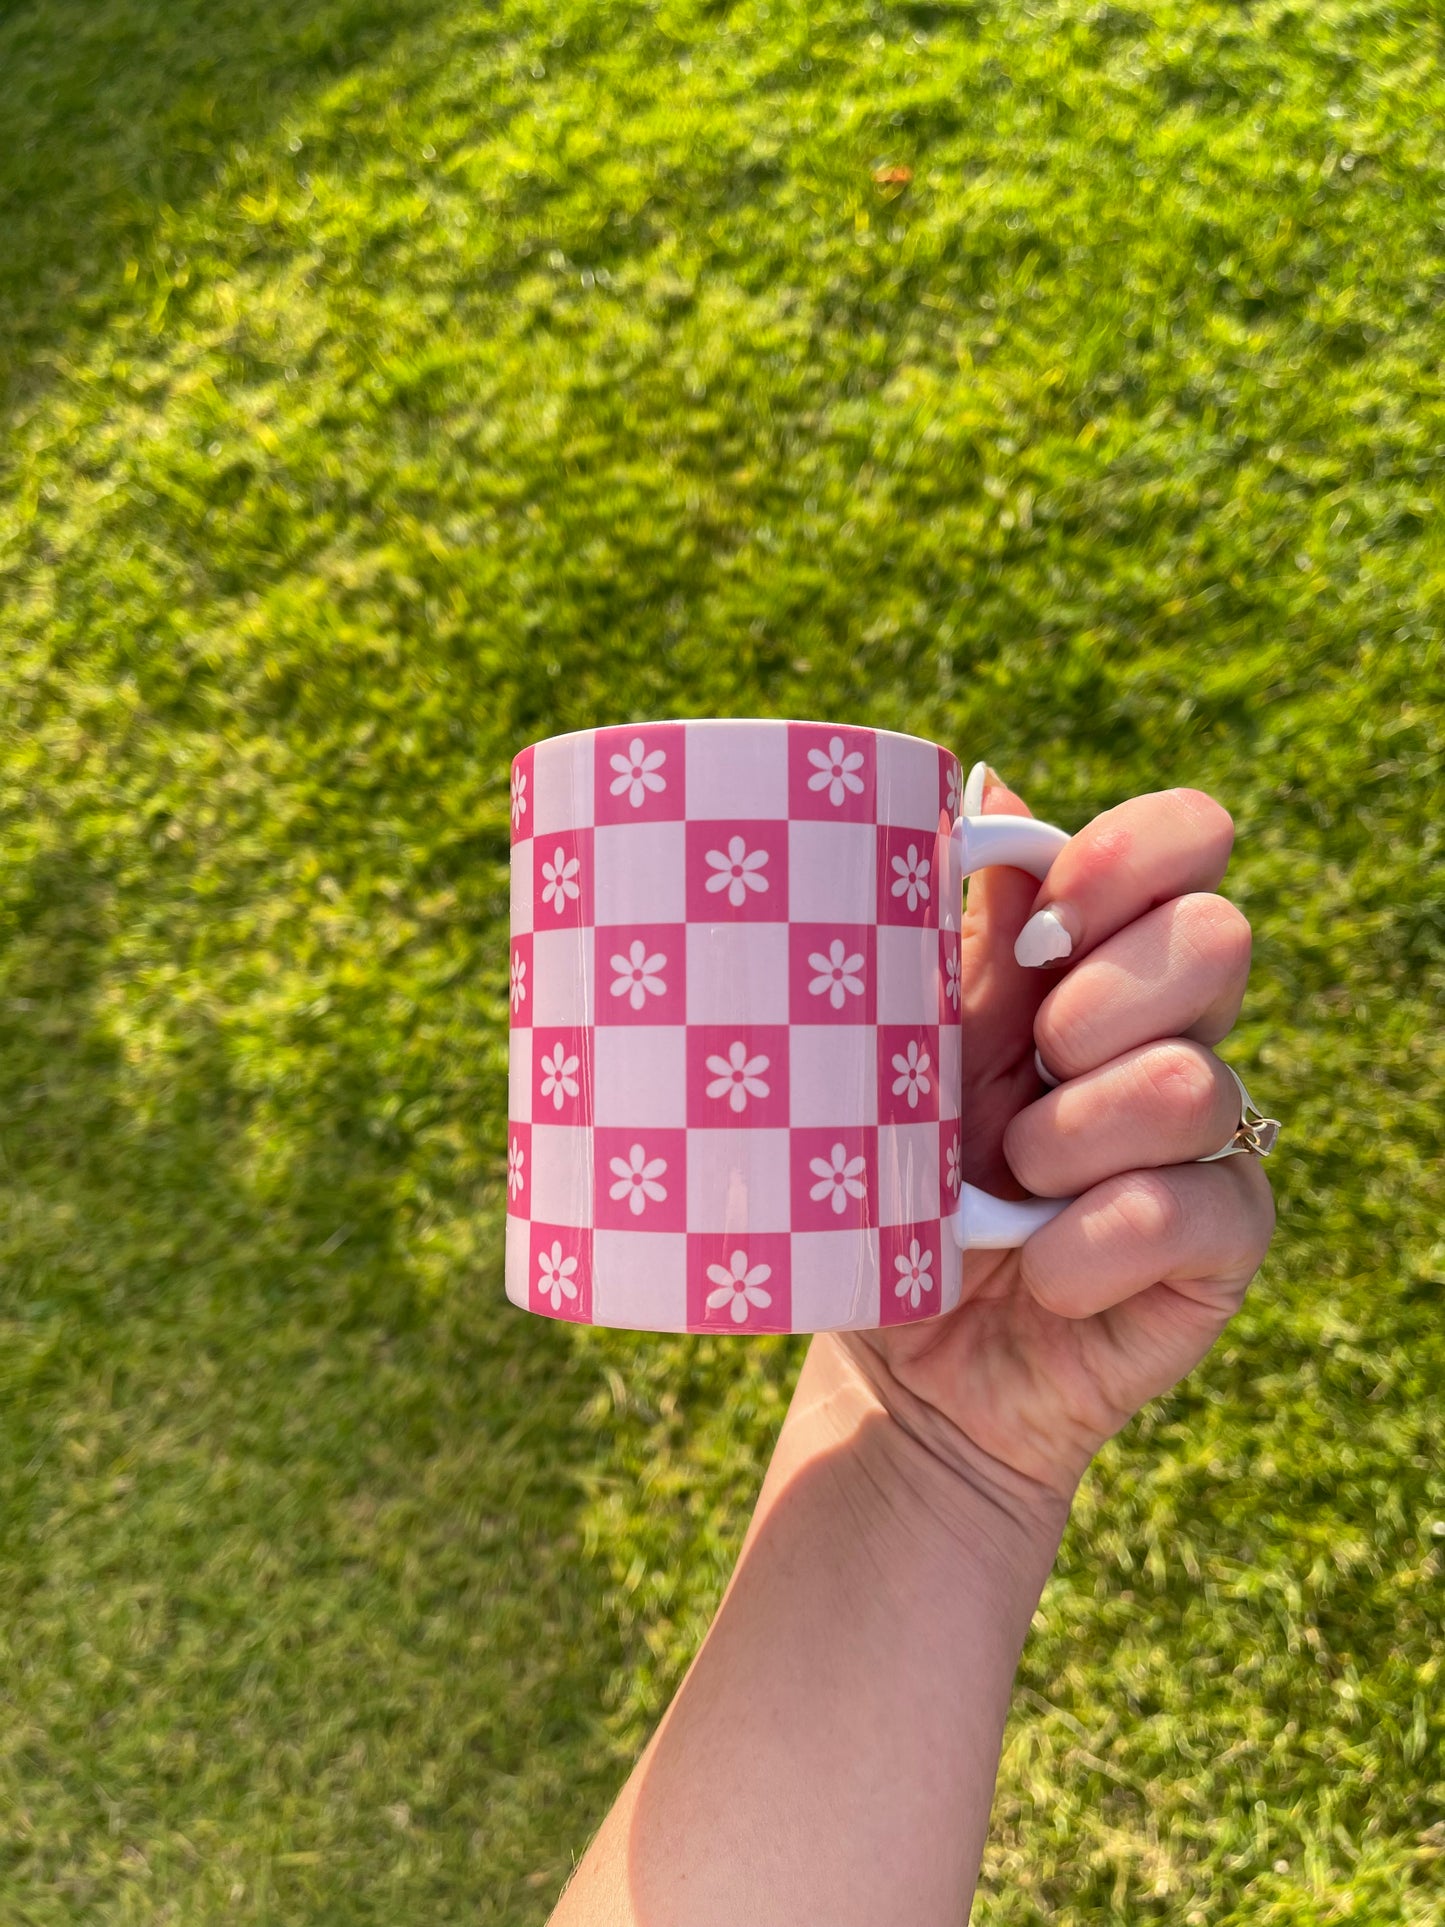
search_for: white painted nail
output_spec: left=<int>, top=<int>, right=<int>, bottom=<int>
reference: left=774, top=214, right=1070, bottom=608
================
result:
left=1034, top=1047, right=1062, bottom=1089
left=1015, top=906, right=1075, bottom=968
left=961, top=759, right=988, bottom=816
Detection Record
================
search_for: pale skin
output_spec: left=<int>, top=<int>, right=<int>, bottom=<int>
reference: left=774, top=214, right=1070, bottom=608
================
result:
left=550, top=775, right=1277, bottom=1926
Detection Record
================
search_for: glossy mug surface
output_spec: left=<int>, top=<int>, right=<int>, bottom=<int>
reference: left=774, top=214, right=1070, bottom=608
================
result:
left=505, top=719, right=1069, bottom=1334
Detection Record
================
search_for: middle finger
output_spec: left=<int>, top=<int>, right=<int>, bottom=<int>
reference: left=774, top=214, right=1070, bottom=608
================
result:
left=1033, top=892, right=1253, bottom=1082
left=1003, top=1038, right=1247, bottom=1198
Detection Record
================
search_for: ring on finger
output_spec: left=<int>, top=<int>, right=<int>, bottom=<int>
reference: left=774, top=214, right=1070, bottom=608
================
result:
left=1195, top=1064, right=1281, bottom=1162
left=1033, top=1043, right=1280, bottom=1163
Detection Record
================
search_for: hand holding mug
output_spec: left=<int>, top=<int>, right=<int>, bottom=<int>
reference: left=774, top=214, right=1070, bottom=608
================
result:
left=837, top=771, right=1277, bottom=1504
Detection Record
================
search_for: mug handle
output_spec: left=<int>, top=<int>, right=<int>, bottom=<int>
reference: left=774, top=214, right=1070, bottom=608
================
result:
left=950, top=812, right=1077, bottom=1251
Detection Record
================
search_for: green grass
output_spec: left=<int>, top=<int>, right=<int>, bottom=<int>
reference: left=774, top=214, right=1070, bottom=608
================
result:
left=1, top=0, right=1442, bottom=1918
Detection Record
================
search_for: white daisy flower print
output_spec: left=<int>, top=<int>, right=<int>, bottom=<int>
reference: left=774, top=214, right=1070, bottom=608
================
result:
left=610, top=939, right=667, bottom=1011
left=608, top=1143, right=668, bottom=1216
left=944, top=947, right=960, bottom=1010
left=537, top=1240, right=578, bottom=1311
left=609, top=737, right=667, bottom=808
left=894, top=1238, right=933, bottom=1311
left=944, top=760, right=961, bottom=821
left=540, top=845, right=581, bottom=915
left=510, top=763, right=528, bottom=829
left=809, top=1143, right=867, bottom=1216
left=704, top=1250, right=774, bottom=1324
left=808, top=939, right=865, bottom=1010
left=704, top=835, right=769, bottom=908
left=891, top=1040, right=932, bottom=1108
left=539, top=1044, right=580, bottom=1110
left=705, top=1041, right=771, bottom=1113
left=945, top=1133, right=962, bottom=1197
left=507, top=1137, right=525, bottom=1200
left=807, top=735, right=866, bottom=807
left=890, top=843, right=930, bottom=912
left=510, top=950, right=527, bottom=1012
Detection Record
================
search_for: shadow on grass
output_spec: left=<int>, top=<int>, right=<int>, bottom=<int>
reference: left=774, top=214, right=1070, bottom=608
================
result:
left=0, top=823, right=636, bottom=1911
left=0, top=831, right=401, bottom=1330
left=0, top=0, right=458, bottom=422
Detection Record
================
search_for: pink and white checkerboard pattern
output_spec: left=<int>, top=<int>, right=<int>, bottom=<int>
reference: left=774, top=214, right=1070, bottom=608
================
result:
left=505, top=720, right=968, bottom=1334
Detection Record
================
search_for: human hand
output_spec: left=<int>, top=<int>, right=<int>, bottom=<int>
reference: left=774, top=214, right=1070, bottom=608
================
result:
left=837, top=772, right=1277, bottom=1513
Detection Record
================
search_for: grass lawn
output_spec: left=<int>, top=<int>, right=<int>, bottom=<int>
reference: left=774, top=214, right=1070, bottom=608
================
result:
left=1, top=0, right=1442, bottom=1919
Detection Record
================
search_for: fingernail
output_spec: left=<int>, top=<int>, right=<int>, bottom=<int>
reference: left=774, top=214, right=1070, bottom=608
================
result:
left=961, top=759, right=989, bottom=816
left=1015, top=905, right=1076, bottom=968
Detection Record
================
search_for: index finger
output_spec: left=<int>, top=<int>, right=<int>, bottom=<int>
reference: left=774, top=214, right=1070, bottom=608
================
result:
left=1013, top=788, right=1235, bottom=970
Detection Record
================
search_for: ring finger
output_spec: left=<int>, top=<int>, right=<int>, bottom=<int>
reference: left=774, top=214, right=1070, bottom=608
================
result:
left=1003, top=1038, right=1250, bottom=1199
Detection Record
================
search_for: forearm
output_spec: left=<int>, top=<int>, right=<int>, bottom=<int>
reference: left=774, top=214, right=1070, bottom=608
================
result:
left=550, top=1332, right=1071, bottom=1926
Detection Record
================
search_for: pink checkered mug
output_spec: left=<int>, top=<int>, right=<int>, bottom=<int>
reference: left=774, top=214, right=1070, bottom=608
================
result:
left=505, top=719, right=1073, bottom=1334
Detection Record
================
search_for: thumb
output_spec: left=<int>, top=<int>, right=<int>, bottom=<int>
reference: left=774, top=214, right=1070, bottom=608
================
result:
left=956, top=760, right=1054, bottom=1187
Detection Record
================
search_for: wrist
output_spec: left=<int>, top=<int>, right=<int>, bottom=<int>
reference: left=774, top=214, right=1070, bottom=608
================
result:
left=780, top=1332, right=1073, bottom=1585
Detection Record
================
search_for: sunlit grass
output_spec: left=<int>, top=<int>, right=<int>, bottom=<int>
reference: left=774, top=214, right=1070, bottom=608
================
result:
left=1, top=0, right=1441, bottom=1919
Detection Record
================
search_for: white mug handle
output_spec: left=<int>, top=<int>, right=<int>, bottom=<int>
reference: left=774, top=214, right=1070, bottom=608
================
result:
left=950, top=813, right=1076, bottom=1251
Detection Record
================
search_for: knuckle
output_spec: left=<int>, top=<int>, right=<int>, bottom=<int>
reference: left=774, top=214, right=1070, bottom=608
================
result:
left=1139, top=1042, right=1221, bottom=1139
left=1019, top=1238, right=1071, bottom=1315
left=1106, top=1171, right=1184, bottom=1250
left=1179, top=892, right=1253, bottom=974
left=1032, top=1003, right=1071, bottom=1079
left=1003, top=1100, right=1073, bottom=1196
left=1211, top=1162, right=1277, bottom=1279
left=1034, top=995, right=1090, bottom=1081
left=1001, top=1111, right=1042, bottom=1193
left=1072, top=816, right=1134, bottom=888
left=1172, top=786, right=1236, bottom=854
left=1179, top=890, right=1263, bottom=994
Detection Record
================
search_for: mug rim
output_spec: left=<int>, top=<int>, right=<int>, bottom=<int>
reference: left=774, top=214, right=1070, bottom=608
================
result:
left=514, top=717, right=955, bottom=760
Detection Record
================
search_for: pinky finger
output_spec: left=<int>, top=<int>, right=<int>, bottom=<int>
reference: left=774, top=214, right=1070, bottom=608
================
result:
left=1020, top=1157, right=1276, bottom=1323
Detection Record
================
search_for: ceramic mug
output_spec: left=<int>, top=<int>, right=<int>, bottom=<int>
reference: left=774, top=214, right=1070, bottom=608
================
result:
left=505, top=719, right=1073, bottom=1334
